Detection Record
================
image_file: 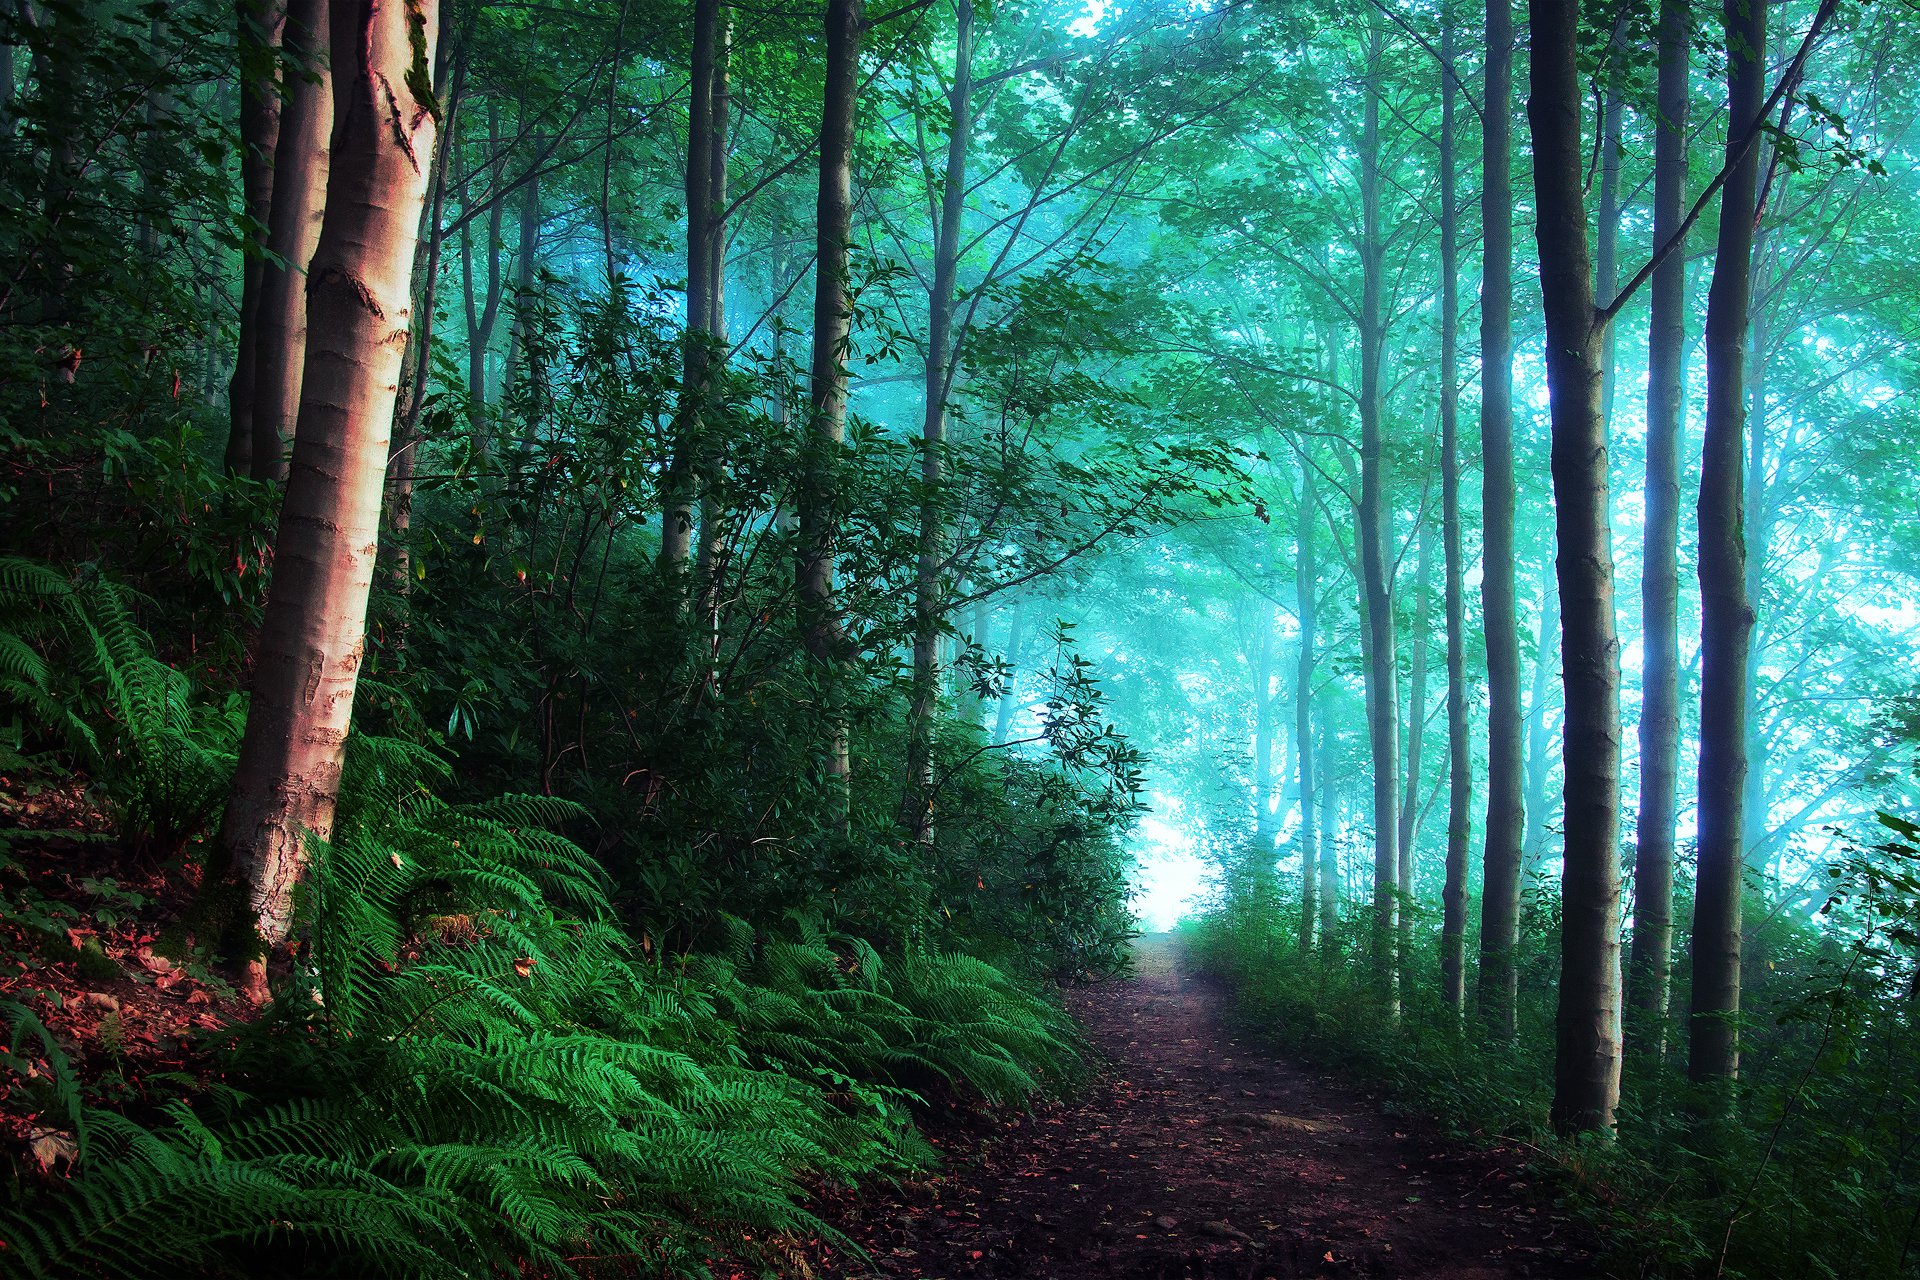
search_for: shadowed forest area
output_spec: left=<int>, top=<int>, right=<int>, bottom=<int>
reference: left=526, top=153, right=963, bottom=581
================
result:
left=1, top=0, right=1919, bottom=1275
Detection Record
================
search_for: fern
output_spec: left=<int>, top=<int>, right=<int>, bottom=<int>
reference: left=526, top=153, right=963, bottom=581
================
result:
left=3, top=636, right=1078, bottom=1277
left=0, top=558, right=239, bottom=856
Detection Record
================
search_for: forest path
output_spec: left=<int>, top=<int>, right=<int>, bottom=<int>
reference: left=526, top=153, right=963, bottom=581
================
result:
left=822, top=935, right=1597, bottom=1280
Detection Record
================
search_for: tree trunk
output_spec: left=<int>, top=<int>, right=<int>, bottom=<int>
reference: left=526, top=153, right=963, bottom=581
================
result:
left=398, top=40, right=462, bottom=444
left=216, top=0, right=441, bottom=1000
left=1529, top=0, right=1624, bottom=1138
left=1318, top=724, right=1340, bottom=949
left=1437, top=1, right=1471, bottom=1016
left=1253, top=601, right=1278, bottom=850
left=1357, top=16, right=1401, bottom=1016
left=498, top=169, right=541, bottom=407
left=798, top=0, right=862, bottom=800
left=1594, top=11, right=1628, bottom=436
left=904, top=0, right=973, bottom=841
left=1398, top=518, right=1433, bottom=889
left=1739, top=300, right=1771, bottom=869
left=663, top=0, right=721, bottom=572
left=463, top=104, right=507, bottom=420
left=994, top=595, right=1026, bottom=743
left=1688, top=0, right=1764, bottom=1114
left=247, top=0, right=331, bottom=484
left=1522, top=582, right=1561, bottom=870
left=694, top=10, right=733, bottom=638
left=1298, top=465, right=1321, bottom=954
left=225, top=0, right=288, bottom=475
left=1627, top=0, right=1688, bottom=1066
left=386, top=36, right=460, bottom=593
left=1476, top=0, right=1525, bottom=1041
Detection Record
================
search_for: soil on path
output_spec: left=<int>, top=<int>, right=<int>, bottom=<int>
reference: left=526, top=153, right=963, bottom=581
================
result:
left=821, top=935, right=1597, bottom=1280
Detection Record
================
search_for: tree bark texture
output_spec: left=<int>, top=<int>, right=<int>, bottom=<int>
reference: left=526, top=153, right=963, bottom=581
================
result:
left=1739, top=299, right=1771, bottom=868
left=498, top=167, right=541, bottom=405
left=694, top=10, right=733, bottom=636
left=1318, top=715, right=1339, bottom=949
left=1437, top=3, right=1471, bottom=1016
left=226, top=0, right=288, bottom=475
left=1398, top=518, right=1432, bottom=892
left=1476, top=0, right=1524, bottom=1041
left=1357, top=18, right=1401, bottom=1016
left=248, top=0, right=331, bottom=484
left=904, top=0, right=973, bottom=841
left=463, top=104, right=507, bottom=422
left=1628, top=0, right=1688, bottom=1065
left=1688, top=0, right=1764, bottom=1109
left=1530, top=0, right=1624, bottom=1138
left=663, top=0, right=721, bottom=571
left=799, top=0, right=862, bottom=794
left=1298, top=465, right=1321, bottom=953
left=218, top=0, right=441, bottom=978
left=1522, top=582, right=1560, bottom=871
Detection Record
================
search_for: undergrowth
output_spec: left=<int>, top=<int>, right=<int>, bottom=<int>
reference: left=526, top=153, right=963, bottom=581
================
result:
left=0, top=562, right=1086, bottom=1279
left=1187, top=858, right=1920, bottom=1280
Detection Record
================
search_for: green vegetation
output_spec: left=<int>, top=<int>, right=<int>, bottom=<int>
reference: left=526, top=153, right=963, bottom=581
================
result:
left=5, top=0, right=1920, bottom=1274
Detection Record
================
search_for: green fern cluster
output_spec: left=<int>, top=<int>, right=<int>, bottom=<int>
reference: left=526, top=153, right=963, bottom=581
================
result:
left=685, top=920, right=1080, bottom=1113
left=2, top=733, right=1077, bottom=1280
left=0, top=558, right=241, bottom=856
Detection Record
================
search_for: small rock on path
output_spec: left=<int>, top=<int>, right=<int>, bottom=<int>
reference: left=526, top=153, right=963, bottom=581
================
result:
left=822, top=934, right=1597, bottom=1279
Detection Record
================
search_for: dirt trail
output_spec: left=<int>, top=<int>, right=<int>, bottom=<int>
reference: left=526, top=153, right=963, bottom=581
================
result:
left=823, top=935, right=1596, bottom=1280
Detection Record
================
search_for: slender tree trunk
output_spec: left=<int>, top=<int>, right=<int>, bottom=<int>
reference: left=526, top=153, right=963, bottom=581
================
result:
left=1739, top=301, right=1771, bottom=868
left=1318, top=724, right=1340, bottom=949
left=1522, top=583, right=1561, bottom=870
left=1399, top=519, right=1433, bottom=884
left=248, top=0, right=331, bottom=484
left=225, top=0, right=288, bottom=475
left=1298, top=465, right=1321, bottom=954
left=1253, top=603, right=1278, bottom=849
left=1477, top=0, right=1525, bottom=1041
left=498, top=168, right=541, bottom=407
left=386, top=36, right=460, bottom=593
left=1688, top=0, right=1765, bottom=1114
left=993, top=596, right=1025, bottom=743
left=1530, top=0, right=1624, bottom=1138
left=398, top=40, right=462, bottom=444
left=464, top=105, right=506, bottom=423
left=216, top=0, right=441, bottom=1001
left=1594, top=11, right=1628, bottom=436
left=694, top=10, right=733, bottom=638
left=1357, top=17, right=1401, bottom=1016
left=1627, top=0, right=1689, bottom=1065
left=799, top=0, right=863, bottom=800
left=664, top=0, right=720, bottom=572
left=904, top=0, right=973, bottom=841
left=1437, top=1, right=1471, bottom=1016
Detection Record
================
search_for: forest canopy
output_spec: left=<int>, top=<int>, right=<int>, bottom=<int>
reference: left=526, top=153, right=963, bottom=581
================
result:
left=2, top=0, right=1919, bottom=1275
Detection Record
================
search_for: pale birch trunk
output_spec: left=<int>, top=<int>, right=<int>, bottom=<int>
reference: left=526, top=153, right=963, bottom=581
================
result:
left=217, top=0, right=441, bottom=999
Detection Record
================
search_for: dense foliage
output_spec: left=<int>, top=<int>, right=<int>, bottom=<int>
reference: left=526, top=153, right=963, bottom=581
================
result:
left=4, top=0, right=1920, bottom=1273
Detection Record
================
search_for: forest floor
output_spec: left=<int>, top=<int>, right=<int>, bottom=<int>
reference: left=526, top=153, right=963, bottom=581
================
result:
left=816, top=935, right=1599, bottom=1280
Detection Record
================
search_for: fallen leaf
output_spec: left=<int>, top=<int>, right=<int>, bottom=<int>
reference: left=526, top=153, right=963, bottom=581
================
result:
left=29, top=1128, right=77, bottom=1174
